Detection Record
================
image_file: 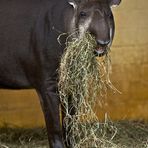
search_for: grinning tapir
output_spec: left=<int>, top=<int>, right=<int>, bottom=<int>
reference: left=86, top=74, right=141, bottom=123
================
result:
left=0, top=0, right=121, bottom=147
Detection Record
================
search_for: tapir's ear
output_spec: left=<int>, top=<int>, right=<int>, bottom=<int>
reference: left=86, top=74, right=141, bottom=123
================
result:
left=68, top=0, right=77, bottom=9
left=109, top=0, right=121, bottom=7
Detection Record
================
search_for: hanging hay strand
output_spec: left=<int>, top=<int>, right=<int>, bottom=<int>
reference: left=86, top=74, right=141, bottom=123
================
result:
left=58, top=32, right=117, bottom=148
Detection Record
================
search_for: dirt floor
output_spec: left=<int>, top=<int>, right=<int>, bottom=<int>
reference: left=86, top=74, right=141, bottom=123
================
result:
left=0, top=120, right=147, bottom=148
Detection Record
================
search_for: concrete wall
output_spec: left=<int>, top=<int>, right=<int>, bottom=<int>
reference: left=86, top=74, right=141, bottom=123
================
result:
left=0, top=0, right=148, bottom=127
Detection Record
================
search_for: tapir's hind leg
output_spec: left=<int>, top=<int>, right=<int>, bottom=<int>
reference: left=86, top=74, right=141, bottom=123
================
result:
left=36, top=77, right=64, bottom=148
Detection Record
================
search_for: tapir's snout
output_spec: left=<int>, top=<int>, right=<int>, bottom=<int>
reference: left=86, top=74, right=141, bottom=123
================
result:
left=89, top=20, right=111, bottom=57
left=97, top=40, right=110, bottom=47
left=94, top=39, right=110, bottom=57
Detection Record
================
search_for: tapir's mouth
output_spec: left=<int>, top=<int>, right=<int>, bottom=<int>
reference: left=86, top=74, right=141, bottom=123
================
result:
left=94, top=46, right=107, bottom=57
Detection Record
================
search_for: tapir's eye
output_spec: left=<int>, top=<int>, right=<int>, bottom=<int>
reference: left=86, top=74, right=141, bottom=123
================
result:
left=80, top=11, right=87, bottom=17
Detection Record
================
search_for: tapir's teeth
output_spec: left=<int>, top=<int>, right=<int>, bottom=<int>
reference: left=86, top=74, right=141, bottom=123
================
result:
left=94, top=46, right=107, bottom=56
left=95, top=47, right=105, bottom=53
left=95, top=49, right=104, bottom=54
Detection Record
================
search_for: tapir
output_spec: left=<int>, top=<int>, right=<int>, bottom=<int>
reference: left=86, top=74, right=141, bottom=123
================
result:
left=0, top=0, right=121, bottom=147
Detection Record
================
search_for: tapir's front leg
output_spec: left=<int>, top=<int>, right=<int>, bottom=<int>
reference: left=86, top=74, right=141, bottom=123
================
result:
left=37, top=77, right=64, bottom=148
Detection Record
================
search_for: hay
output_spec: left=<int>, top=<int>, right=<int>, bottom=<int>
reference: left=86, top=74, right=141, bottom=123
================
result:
left=0, top=121, right=148, bottom=148
left=58, top=32, right=117, bottom=147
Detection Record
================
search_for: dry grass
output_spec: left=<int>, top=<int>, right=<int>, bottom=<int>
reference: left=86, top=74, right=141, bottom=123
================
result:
left=0, top=121, right=147, bottom=148
left=0, top=123, right=48, bottom=148
left=58, top=32, right=119, bottom=147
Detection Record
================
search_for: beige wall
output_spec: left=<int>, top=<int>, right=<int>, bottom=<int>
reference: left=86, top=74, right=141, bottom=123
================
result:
left=102, top=0, right=148, bottom=120
left=0, top=0, right=148, bottom=127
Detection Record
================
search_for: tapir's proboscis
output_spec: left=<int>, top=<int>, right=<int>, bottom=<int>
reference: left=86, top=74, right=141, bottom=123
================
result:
left=0, top=0, right=121, bottom=147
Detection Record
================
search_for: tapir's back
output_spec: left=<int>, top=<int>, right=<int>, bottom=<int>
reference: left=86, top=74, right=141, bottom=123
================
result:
left=0, top=0, right=49, bottom=53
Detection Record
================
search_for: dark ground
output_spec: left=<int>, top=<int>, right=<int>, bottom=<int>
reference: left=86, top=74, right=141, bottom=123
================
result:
left=0, top=121, right=147, bottom=148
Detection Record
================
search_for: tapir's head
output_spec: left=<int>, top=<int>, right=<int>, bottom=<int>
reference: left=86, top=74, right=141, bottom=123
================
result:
left=67, top=0, right=121, bottom=56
